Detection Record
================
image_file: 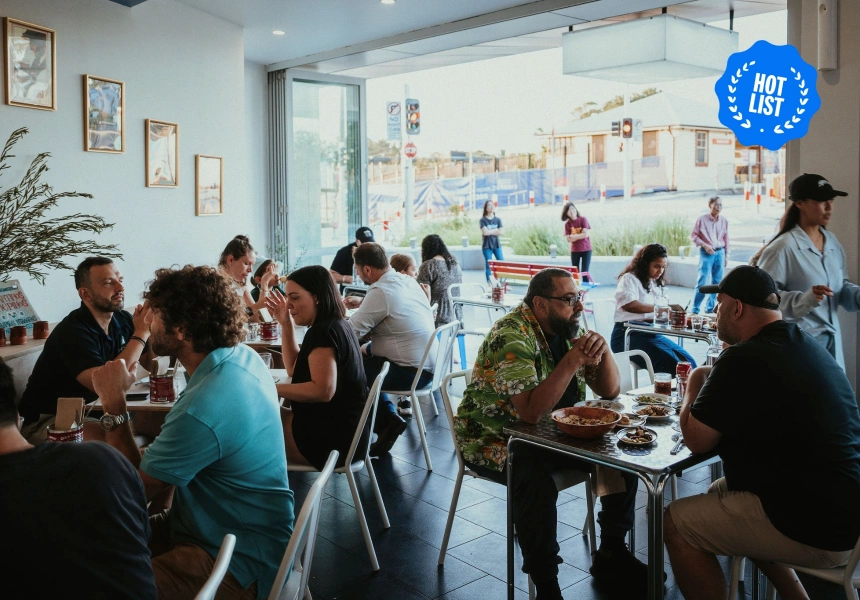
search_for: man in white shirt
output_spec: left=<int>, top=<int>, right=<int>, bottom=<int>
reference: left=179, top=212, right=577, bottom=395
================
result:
left=349, top=243, right=438, bottom=455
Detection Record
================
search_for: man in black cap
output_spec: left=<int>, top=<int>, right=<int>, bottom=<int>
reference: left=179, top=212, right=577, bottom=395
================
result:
left=664, top=266, right=860, bottom=600
left=329, top=227, right=375, bottom=286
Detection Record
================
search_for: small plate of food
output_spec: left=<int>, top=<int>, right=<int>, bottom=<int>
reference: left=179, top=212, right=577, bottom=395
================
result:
left=616, top=412, right=647, bottom=428
left=617, top=426, right=657, bottom=446
left=634, top=404, right=673, bottom=421
left=633, top=393, right=673, bottom=405
left=574, top=399, right=625, bottom=411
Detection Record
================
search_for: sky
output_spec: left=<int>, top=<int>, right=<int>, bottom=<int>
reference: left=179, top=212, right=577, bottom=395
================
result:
left=366, top=11, right=787, bottom=157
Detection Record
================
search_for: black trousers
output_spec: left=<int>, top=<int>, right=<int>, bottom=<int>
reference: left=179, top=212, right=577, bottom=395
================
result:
left=472, top=443, right=638, bottom=582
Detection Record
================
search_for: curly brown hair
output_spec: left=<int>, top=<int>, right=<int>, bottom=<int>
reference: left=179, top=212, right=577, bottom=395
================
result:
left=144, top=265, right=245, bottom=354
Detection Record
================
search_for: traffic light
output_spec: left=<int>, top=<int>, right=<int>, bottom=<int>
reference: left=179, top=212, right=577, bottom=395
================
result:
left=611, top=121, right=621, bottom=137
left=406, top=98, right=420, bottom=135
left=622, top=118, right=633, bottom=139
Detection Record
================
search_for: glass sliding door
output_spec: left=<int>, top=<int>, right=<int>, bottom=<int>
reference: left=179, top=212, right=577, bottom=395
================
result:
left=285, top=70, right=366, bottom=270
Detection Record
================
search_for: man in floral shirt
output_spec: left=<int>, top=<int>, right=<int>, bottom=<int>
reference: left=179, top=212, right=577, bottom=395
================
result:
left=455, top=268, right=646, bottom=599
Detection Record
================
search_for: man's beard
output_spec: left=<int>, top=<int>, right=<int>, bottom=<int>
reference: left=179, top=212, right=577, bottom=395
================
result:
left=150, top=329, right=182, bottom=358
left=92, top=294, right=123, bottom=313
left=547, top=307, right=580, bottom=339
left=716, top=318, right=737, bottom=346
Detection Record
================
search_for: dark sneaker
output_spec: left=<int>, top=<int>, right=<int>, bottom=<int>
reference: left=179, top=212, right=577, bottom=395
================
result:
left=397, top=398, right=413, bottom=417
left=369, top=414, right=407, bottom=456
left=590, top=543, right=665, bottom=590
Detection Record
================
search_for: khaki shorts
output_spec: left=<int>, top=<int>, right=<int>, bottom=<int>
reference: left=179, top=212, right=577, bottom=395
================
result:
left=150, top=511, right=257, bottom=600
left=669, top=478, right=851, bottom=569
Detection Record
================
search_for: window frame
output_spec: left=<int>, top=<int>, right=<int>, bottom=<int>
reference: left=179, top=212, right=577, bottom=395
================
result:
left=695, top=130, right=709, bottom=167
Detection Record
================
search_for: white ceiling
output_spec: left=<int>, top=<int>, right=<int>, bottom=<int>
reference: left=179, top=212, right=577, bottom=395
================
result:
left=170, top=0, right=785, bottom=77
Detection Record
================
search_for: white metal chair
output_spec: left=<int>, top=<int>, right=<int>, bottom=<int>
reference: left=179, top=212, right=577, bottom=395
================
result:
left=437, top=369, right=599, bottom=593
left=728, top=538, right=860, bottom=600
left=194, top=534, right=237, bottom=600
left=289, top=363, right=391, bottom=571
left=447, top=282, right=493, bottom=366
left=383, top=321, right=459, bottom=471
left=613, top=349, right=656, bottom=393
left=269, top=450, right=339, bottom=600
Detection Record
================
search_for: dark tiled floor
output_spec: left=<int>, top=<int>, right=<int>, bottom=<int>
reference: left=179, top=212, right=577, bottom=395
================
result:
left=289, top=389, right=849, bottom=600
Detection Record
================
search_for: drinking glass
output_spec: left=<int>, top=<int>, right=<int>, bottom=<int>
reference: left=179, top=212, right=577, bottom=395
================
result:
left=653, top=293, right=669, bottom=326
left=691, top=314, right=704, bottom=331
left=654, top=372, right=672, bottom=396
left=258, top=352, right=273, bottom=369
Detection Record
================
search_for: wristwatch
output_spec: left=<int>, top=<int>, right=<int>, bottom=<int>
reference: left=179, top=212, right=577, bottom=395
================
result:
left=100, top=411, right=131, bottom=432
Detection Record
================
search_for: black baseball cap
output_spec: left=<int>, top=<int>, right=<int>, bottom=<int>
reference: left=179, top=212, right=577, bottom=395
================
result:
left=355, top=227, right=375, bottom=244
left=789, top=173, right=848, bottom=202
left=699, top=266, right=781, bottom=310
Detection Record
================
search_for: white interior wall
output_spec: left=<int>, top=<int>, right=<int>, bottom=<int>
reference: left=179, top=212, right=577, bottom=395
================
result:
left=0, top=0, right=268, bottom=323
left=789, top=0, right=860, bottom=388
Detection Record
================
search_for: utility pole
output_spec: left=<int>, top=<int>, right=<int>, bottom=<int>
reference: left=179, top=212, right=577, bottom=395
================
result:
left=403, top=84, right=413, bottom=235
left=623, top=86, right=631, bottom=201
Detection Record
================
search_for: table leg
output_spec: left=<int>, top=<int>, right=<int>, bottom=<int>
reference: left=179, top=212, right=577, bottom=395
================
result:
left=646, top=473, right=670, bottom=600
left=507, top=438, right=517, bottom=600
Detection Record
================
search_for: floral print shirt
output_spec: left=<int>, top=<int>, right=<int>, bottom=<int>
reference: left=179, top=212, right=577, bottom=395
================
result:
left=454, top=302, right=585, bottom=472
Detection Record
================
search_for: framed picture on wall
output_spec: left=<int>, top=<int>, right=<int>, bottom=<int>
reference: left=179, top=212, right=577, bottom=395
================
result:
left=145, top=119, right=179, bottom=187
left=3, top=18, right=56, bottom=110
left=195, top=155, right=223, bottom=216
left=84, top=75, right=125, bottom=152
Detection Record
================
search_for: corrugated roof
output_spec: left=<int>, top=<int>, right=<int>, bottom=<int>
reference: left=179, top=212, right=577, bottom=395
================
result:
left=547, top=92, right=729, bottom=136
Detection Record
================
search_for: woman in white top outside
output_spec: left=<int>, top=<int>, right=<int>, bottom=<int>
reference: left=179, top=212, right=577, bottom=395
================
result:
left=609, top=243, right=696, bottom=374
left=755, top=173, right=860, bottom=369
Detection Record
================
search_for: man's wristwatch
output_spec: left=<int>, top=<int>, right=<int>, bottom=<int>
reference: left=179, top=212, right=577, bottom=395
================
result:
left=100, top=411, right=131, bottom=432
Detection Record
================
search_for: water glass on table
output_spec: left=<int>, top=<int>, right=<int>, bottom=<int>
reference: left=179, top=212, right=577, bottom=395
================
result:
left=654, top=372, right=672, bottom=396
left=258, top=352, right=273, bottom=369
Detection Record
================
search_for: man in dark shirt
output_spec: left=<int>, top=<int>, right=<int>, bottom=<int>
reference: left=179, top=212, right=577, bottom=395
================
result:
left=19, top=257, right=154, bottom=442
left=665, top=266, right=860, bottom=600
left=329, top=226, right=375, bottom=286
left=0, top=357, right=156, bottom=599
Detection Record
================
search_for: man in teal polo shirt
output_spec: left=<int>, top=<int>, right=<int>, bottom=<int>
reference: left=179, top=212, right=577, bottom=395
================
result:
left=93, top=265, right=293, bottom=600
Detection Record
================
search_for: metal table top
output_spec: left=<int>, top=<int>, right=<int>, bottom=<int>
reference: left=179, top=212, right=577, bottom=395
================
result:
left=623, top=320, right=715, bottom=344
left=503, top=395, right=717, bottom=476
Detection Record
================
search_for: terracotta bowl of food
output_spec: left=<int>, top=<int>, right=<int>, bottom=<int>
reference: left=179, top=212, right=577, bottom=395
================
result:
left=551, top=406, right=621, bottom=439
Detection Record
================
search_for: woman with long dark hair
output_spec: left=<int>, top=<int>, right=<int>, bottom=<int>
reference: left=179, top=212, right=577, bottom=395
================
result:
left=562, top=202, right=593, bottom=282
left=266, top=265, right=369, bottom=469
left=610, top=243, right=696, bottom=374
left=480, top=200, right=504, bottom=283
left=417, top=234, right=462, bottom=327
left=755, top=174, right=860, bottom=368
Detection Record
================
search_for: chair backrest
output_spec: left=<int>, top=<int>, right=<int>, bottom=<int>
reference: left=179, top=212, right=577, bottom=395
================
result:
left=613, top=350, right=655, bottom=394
left=194, top=534, right=237, bottom=600
left=267, top=451, right=339, bottom=600
left=344, top=362, right=390, bottom=467
left=418, top=321, right=460, bottom=394
left=440, top=369, right=474, bottom=471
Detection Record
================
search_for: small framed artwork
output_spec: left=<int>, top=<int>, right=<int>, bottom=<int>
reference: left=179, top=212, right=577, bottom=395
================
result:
left=145, top=119, right=179, bottom=187
left=4, top=18, right=56, bottom=110
left=196, top=155, right=223, bottom=216
left=84, top=75, right=125, bottom=152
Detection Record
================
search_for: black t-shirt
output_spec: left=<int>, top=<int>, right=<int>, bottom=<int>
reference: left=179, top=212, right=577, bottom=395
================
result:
left=19, top=304, right=137, bottom=424
left=480, top=216, right=503, bottom=250
left=291, top=317, right=369, bottom=470
left=692, top=321, right=860, bottom=551
left=0, top=442, right=156, bottom=599
left=548, top=334, right=580, bottom=409
left=330, top=243, right=357, bottom=277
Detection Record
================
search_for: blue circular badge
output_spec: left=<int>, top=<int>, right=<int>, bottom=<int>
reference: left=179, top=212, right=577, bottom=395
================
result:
left=715, top=40, right=821, bottom=151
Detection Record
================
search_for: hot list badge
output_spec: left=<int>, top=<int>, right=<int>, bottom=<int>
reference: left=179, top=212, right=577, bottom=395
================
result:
left=715, top=40, right=821, bottom=151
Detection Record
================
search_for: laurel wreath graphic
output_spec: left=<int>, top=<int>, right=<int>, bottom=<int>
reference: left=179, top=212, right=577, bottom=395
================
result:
left=726, top=60, right=755, bottom=129
left=773, top=67, right=809, bottom=134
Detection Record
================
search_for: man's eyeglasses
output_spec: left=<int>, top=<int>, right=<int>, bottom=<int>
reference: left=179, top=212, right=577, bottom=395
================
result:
left=544, top=292, right=585, bottom=307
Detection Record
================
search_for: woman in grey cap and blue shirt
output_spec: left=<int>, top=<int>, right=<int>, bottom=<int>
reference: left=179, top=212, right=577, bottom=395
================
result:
left=755, top=173, right=860, bottom=368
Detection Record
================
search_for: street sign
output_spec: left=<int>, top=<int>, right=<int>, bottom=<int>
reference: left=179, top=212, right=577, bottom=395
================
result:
left=633, top=118, right=643, bottom=142
left=386, top=101, right=401, bottom=141
left=404, top=142, right=417, bottom=159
